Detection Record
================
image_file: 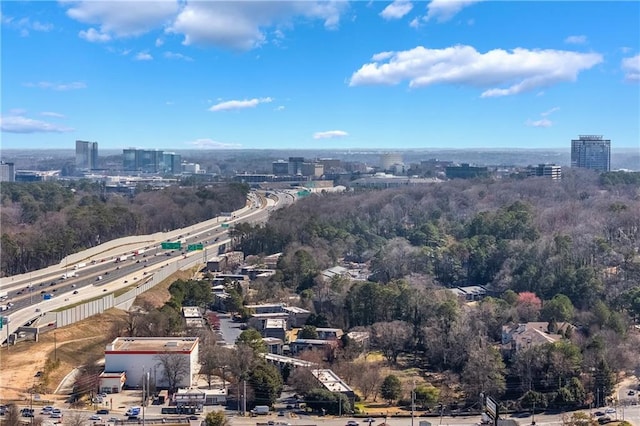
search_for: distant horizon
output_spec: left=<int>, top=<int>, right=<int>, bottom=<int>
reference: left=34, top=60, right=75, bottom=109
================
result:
left=3, top=146, right=640, bottom=153
left=1, top=1, right=638, bottom=150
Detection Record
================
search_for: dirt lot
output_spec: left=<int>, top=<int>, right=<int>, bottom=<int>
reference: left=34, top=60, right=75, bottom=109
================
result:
left=0, top=271, right=181, bottom=406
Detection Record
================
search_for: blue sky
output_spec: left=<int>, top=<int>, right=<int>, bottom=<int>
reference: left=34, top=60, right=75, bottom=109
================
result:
left=1, top=0, right=639, bottom=150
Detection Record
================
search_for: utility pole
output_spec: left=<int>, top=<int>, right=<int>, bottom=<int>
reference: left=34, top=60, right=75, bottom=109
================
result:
left=411, top=379, right=415, bottom=426
left=243, top=379, right=247, bottom=416
left=53, top=331, right=57, bottom=361
left=142, top=368, right=146, bottom=426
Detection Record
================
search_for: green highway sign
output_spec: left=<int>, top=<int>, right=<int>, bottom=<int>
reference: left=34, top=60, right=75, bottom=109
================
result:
left=161, top=242, right=182, bottom=250
left=221, top=223, right=230, bottom=229
left=187, top=243, right=204, bottom=251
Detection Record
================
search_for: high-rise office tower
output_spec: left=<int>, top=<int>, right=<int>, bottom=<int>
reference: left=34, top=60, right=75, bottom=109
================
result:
left=0, top=162, right=15, bottom=182
left=75, top=140, right=98, bottom=170
left=571, top=135, right=610, bottom=172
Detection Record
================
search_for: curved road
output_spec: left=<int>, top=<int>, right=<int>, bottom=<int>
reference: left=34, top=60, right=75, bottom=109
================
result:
left=1, top=189, right=295, bottom=343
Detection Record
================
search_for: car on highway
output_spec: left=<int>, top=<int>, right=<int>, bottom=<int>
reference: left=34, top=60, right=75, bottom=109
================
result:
left=97, top=409, right=109, bottom=415
left=628, top=390, right=636, bottom=396
left=347, top=421, right=359, bottom=426
left=73, top=290, right=78, bottom=294
left=89, top=415, right=102, bottom=421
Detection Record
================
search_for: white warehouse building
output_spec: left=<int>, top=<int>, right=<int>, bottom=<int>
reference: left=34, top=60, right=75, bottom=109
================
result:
left=104, top=337, right=200, bottom=389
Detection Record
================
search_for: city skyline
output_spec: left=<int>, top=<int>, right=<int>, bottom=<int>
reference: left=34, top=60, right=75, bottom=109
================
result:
left=1, top=1, right=639, bottom=151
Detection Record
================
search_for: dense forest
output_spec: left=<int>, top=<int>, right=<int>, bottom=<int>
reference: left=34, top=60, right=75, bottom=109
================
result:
left=0, top=181, right=249, bottom=275
left=229, top=169, right=640, bottom=408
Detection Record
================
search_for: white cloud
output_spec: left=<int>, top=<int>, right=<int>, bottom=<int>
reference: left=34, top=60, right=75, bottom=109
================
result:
left=409, top=17, right=420, bottom=28
left=79, top=27, right=111, bottom=42
left=380, top=1, right=413, bottom=20
left=564, top=35, right=587, bottom=45
left=186, top=138, right=241, bottom=148
left=65, top=0, right=179, bottom=39
left=313, top=130, right=349, bottom=139
left=526, top=107, right=559, bottom=128
left=349, top=45, right=603, bottom=97
left=155, top=38, right=164, bottom=47
left=540, top=107, right=560, bottom=117
left=425, top=0, right=483, bottom=22
left=168, top=2, right=348, bottom=50
left=40, top=111, right=66, bottom=118
left=164, top=51, right=193, bottom=61
left=1, top=114, right=74, bottom=133
left=275, top=105, right=285, bottom=111
left=525, top=118, right=552, bottom=128
left=1, top=15, right=53, bottom=36
left=24, top=81, right=87, bottom=91
left=621, top=54, right=640, bottom=82
left=209, top=97, right=273, bottom=112
left=135, top=51, right=153, bottom=61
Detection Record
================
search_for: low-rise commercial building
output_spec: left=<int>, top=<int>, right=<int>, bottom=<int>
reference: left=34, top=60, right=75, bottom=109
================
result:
left=104, top=337, right=200, bottom=389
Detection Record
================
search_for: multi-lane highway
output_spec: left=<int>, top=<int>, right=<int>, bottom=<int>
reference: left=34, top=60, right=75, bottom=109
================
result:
left=0, top=189, right=297, bottom=343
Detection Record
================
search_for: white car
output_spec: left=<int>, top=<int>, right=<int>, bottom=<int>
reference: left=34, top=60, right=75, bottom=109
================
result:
left=89, top=415, right=102, bottom=421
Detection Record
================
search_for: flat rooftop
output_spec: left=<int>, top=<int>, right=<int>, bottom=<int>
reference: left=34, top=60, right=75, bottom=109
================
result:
left=312, top=369, right=353, bottom=393
left=106, top=337, right=199, bottom=353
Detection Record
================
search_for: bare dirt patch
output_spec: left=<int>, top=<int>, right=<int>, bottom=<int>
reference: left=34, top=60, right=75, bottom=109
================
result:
left=0, top=269, right=190, bottom=405
left=0, top=309, right=127, bottom=405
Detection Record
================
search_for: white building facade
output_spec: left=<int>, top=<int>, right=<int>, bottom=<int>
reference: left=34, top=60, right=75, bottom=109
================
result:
left=104, top=337, right=200, bottom=389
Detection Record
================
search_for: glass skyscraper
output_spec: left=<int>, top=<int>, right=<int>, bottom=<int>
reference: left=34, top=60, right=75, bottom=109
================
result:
left=571, top=135, right=611, bottom=172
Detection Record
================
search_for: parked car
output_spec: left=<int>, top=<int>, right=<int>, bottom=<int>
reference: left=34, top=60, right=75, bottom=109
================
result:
left=97, top=409, right=109, bottom=415
left=347, top=421, right=359, bottom=426
left=89, top=415, right=102, bottom=421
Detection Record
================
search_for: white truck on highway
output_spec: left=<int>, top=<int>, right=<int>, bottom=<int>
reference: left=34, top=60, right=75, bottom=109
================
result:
left=73, top=262, right=87, bottom=270
left=115, top=255, right=129, bottom=263
left=61, top=271, right=77, bottom=279
left=0, top=290, right=8, bottom=299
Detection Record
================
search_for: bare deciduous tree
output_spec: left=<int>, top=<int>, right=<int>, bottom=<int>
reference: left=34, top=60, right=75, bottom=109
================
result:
left=155, top=352, right=191, bottom=394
